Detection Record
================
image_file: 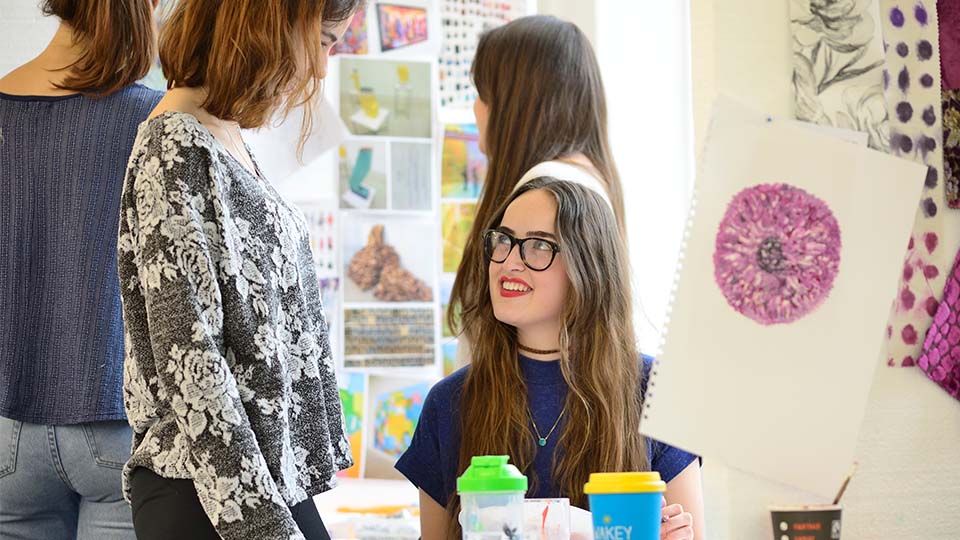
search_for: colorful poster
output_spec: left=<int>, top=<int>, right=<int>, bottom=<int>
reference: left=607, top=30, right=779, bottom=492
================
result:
left=364, top=375, right=433, bottom=479
left=441, top=124, right=487, bottom=198
left=442, top=202, right=477, bottom=273
left=373, top=382, right=429, bottom=456
left=334, top=7, right=369, bottom=55
left=377, top=4, right=429, bottom=52
left=336, top=372, right=367, bottom=478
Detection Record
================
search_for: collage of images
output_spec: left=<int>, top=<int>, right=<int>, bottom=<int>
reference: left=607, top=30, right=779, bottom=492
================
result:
left=310, top=0, right=510, bottom=481
left=332, top=122, right=487, bottom=480
left=333, top=0, right=529, bottom=107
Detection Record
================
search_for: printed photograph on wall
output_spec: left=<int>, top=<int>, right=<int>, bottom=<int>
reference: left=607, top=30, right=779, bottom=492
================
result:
left=298, top=200, right=342, bottom=358
left=299, top=200, right=339, bottom=280
left=442, top=202, right=477, bottom=273
left=391, top=142, right=433, bottom=211
left=438, top=0, right=528, bottom=107
left=377, top=4, right=429, bottom=52
left=334, top=6, right=369, bottom=55
left=340, top=57, right=432, bottom=138
left=441, top=124, right=486, bottom=198
left=441, top=339, right=458, bottom=377
left=339, top=141, right=388, bottom=210
left=336, top=371, right=367, bottom=478
left=342, top=214, right=435, bottom=303
left=343, top=308, right=435, bottom=368
left=363, top=374, right=432, bottom=479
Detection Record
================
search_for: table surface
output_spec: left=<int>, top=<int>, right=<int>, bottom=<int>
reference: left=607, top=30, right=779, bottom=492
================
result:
left=313, top=478, right=419, bottom=516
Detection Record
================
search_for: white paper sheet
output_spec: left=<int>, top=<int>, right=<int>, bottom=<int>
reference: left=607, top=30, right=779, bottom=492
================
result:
left=642, top=96, right=926, bottom=498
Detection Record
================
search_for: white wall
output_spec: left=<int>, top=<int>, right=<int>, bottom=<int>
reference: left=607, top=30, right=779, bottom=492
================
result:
left=0, top=1, right=57, bottom=76
left=691, top=1, right=960, bottom=539
left=537, top=0, right=596, bottom=45
left=544, top=0, right=696, bottom=360
left=594, top=0, right=695, bottom=356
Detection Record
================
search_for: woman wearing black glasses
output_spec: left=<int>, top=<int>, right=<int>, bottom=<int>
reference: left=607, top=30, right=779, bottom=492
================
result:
left=396, top=177, right=704, bottom=540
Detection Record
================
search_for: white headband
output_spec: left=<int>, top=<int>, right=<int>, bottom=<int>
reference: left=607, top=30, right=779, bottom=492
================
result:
left=512, top=160, right=615, bottom=211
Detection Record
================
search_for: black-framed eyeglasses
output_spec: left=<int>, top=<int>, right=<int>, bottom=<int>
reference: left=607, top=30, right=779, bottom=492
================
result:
left=483, top=229, right=561, bottom=272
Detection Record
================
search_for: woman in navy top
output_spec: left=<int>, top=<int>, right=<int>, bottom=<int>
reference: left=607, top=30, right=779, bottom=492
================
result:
left=396, top=178, right=705, bottom=540
left=0, top=1, right=162, bottom=538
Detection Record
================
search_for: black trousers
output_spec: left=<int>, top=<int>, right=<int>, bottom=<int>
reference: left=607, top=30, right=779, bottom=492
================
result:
left=129, top=467, right=331, bottom=540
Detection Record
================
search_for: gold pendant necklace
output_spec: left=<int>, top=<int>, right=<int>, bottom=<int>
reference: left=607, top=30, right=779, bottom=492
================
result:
left=531, top=407, right=566, bottom=447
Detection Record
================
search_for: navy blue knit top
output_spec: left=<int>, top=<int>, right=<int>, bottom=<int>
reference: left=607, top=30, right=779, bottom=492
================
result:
left=0, top=84, right=162, bottom=424
left=396, top=355, right=699, bottom=508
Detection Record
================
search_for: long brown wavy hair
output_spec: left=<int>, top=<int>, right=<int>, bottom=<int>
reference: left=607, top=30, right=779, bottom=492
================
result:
left=446, top=178, right=648, bottom=539
left=41, top=0, right=156, bottom=96
left=158, top=0, right=360, bottom=145
left=449, top=15, right=624, bottom=340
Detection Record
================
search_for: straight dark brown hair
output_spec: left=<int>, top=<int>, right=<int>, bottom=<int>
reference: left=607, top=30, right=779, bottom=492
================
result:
left=449, top=15, right=625, bottom=338
left=159, top=0, right=360, bottom=137
left=42, top=0, right=155, bottom=96
left=446, top=178, right=648, bottom=540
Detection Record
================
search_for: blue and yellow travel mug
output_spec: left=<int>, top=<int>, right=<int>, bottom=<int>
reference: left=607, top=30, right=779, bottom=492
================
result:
left=584, top=472, right=666, bottom=540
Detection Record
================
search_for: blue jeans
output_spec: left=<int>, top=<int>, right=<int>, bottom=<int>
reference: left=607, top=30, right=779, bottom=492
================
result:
left=0, top=417, right=135, bottom=540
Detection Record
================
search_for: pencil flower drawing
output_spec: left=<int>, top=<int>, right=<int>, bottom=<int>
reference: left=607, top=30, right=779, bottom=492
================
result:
left=790, top=0, right=889, bottom=151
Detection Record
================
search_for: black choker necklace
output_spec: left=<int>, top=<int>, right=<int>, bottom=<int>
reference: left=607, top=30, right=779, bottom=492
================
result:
left=518, top=343, right=560, bottom=355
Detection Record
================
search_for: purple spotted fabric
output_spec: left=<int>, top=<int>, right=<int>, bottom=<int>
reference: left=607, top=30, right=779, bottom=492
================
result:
left=880, top=0, right=960, bottom=372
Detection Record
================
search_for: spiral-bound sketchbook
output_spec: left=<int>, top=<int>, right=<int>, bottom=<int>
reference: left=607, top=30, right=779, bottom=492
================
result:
left=641, top=97, right=927, bottom=498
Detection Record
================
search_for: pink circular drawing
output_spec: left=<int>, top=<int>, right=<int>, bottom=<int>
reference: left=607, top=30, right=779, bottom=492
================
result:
left=713, top=183, right=841, bottom=325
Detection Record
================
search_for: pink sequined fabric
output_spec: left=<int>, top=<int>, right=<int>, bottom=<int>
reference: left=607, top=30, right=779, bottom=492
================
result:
left=918, top=249, right=960, bottom=399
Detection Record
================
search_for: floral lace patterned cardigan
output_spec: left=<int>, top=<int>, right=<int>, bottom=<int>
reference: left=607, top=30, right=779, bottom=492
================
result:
left=118, top=112, right=352, bottom=539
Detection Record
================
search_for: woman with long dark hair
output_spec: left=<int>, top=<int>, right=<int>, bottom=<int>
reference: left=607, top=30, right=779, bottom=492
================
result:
left=449, top=15, right=628, bottom=360
left=398, top=178, right=705, bottom=540
left=0, top=1, right=162, bottom=537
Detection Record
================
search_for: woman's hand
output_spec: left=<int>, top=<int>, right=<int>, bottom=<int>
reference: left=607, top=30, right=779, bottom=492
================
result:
left=661, top=497, right=694, bottom=540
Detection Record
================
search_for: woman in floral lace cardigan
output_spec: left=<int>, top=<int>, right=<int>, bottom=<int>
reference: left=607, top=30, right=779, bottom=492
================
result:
left=117, top=1, right=362, bottom=539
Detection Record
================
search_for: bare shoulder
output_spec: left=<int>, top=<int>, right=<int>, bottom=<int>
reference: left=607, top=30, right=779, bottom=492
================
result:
left=0, top=62, right=70, bottom=96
